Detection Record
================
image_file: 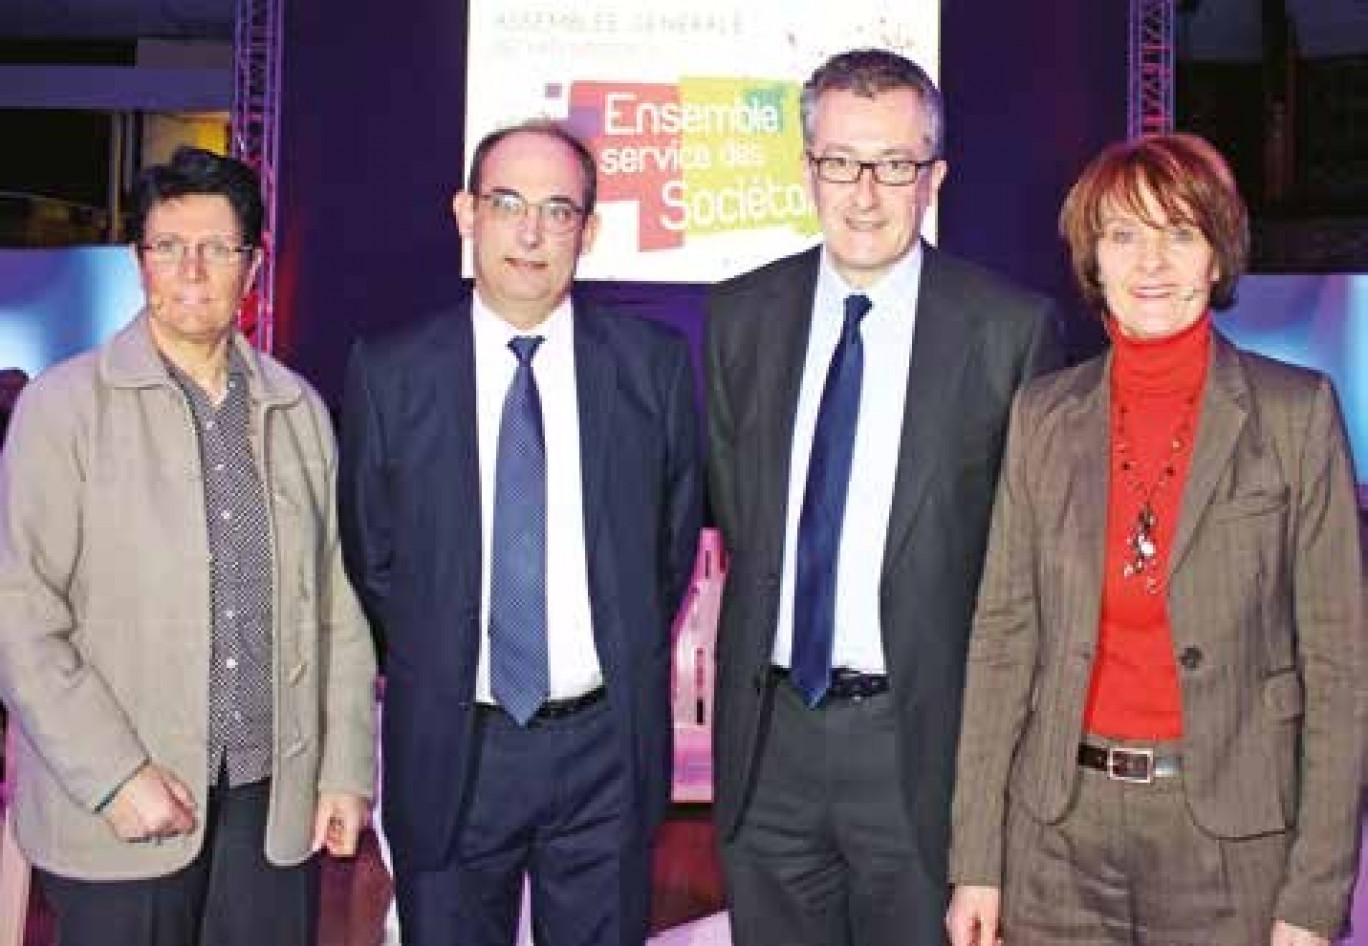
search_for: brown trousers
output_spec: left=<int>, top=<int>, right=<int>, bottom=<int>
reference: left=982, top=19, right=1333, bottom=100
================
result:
left=1002, top=743, right=1291, bottom=945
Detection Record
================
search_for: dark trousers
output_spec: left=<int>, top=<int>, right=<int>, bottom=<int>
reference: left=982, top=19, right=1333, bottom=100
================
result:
left=37, top=778, right=318, bottom=946
left=721, top=678, right=947, bottom=946
left=395, top=698, right=650, bottom=946
left=1002, top=749, right=1292, bottom=945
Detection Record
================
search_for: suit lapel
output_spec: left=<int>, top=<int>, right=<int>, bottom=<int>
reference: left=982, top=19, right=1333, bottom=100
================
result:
left=756, top=252, right=819, bottom=564
left=1168, top=335, right=1247, bottom=574
left=574, top=307, right=618, bottom=561
left=1055, top=357, right=1110, bottom=646
left=427, top=304, right=483, bottom=604
left=881, top=248, right=971, bottom=575
left=443, top=304, right=480, bottom=498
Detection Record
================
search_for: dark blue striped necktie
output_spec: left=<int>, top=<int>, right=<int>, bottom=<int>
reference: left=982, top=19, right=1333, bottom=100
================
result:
left=489, top=335, right=549, bottom=725
left=791, top=293, right=871, bottom=706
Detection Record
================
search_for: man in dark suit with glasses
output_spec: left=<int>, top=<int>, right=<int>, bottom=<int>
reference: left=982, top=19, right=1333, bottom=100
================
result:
left=706, top=49, right=1063, bottom=946
left=340, top=119, right=701, bottom=946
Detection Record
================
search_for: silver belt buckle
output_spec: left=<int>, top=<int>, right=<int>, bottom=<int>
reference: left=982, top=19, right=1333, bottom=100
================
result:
left=1107, top=746, right=1154, bottom=784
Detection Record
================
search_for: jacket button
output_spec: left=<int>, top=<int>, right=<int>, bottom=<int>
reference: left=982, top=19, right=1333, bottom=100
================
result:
left=1179, top=646, right=1203, bottom=671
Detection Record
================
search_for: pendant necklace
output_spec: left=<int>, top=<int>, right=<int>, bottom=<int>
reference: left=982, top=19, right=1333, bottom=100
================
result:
left=1113, top=397, right=1195, bottom=594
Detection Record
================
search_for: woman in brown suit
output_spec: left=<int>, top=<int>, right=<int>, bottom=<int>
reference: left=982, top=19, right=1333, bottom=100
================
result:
left=946, top=133, right=1364, bottom=946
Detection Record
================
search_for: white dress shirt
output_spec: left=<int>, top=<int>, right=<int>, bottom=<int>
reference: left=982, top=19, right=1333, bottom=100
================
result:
left=771, top=244, right=923, bottom=674
left=472, top=296, right=601, bottom=703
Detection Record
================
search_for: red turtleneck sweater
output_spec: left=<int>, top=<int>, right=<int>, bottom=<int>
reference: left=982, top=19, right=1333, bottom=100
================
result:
left=1083, top=314, right=1211, bottom=740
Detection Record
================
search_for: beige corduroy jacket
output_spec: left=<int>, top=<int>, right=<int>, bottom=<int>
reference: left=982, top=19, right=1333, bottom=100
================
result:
left=0, top=312, right=377, bottom=880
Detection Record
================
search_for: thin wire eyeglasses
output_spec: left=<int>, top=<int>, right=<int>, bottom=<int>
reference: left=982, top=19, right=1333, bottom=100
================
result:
left=139, top=237, right=254, bottom=268
left=805, top=152, right=939, bottom=186
left=477, top=189, right=587, bottom=234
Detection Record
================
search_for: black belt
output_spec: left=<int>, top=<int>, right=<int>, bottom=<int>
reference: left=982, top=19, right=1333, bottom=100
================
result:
left=534, top=685, right=606, bottom=720
left=1077, top=742, right=1181, bottom=784
left=771, top=666, right=889, bottom=702
left=483, top=686, right=606, bottom=722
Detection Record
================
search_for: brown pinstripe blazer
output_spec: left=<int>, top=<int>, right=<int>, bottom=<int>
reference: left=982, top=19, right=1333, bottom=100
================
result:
left=949, top=333, right=1366, bottom=937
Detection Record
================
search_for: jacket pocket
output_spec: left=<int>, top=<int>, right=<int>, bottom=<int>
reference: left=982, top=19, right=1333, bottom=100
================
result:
left=1209, top=486, right=1290, bottom=522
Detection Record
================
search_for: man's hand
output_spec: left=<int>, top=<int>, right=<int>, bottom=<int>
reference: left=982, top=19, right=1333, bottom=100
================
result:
left=102, top=763, right=197, bottom=842
left=311, top=792, right=371, bottom=858
left=946, top=884, right=1003, bottom=946
left=1271, top=920, right=1329, bottom=946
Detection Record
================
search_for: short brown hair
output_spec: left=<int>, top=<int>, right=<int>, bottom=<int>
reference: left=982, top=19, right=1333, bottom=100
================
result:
left=1059, top=132, right=1248, bottom=313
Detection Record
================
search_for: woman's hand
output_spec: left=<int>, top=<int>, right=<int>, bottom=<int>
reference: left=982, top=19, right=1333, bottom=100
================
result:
left=311, top=792, right=371, bottom=858
left=103, top=762, right=197, bottom=843
left=946, top=884, right=1003, bottom=946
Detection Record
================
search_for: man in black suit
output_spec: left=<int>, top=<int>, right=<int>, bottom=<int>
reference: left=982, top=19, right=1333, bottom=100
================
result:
left=706, top=49, right=1062, bottom=946
left=340, top=120, right=701, bottom=946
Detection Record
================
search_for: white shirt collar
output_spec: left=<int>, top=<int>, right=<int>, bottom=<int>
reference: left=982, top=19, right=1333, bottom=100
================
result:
left=817, top=240, right=924, bottom=320
left=471, top=294, right=575, bottom=353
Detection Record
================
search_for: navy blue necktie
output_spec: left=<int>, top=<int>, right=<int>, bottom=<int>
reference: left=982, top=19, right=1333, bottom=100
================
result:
left=791, top=294, right=871, bottom=706
left=490, top=335, right=549, bottom=725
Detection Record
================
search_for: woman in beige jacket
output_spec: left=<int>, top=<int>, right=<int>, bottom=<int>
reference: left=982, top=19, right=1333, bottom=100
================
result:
left=0, top=146, right=377, bottom=945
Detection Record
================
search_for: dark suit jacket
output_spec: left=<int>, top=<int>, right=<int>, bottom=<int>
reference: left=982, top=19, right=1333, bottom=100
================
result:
left=705, top=244, right=1062, bottom=884
left=339, top=296, right=702, bottom=870
left=950, top=335, right=1366, bottom=938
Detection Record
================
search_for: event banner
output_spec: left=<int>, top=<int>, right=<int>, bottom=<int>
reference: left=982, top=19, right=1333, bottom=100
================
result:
left=465, top=0, right=939, bottom=282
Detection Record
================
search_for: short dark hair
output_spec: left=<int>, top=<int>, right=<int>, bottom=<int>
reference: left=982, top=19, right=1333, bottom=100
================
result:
left=1059, top=132, right=1249, bottom=313
left=129, top=146, right=264, bottom=246
left=466, top=120, right=598, bottom=215
left=800, top=48, right=944, bottom=157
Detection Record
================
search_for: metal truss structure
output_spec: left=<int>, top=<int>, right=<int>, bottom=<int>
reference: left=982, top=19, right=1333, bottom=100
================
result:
left=230, top=0, right=283, bottom=352
left=1130, top=0, right=1175, bottom=138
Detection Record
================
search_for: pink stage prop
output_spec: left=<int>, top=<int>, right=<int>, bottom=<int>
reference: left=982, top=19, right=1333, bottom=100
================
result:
left=670, top=529, right=727, bottom=804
